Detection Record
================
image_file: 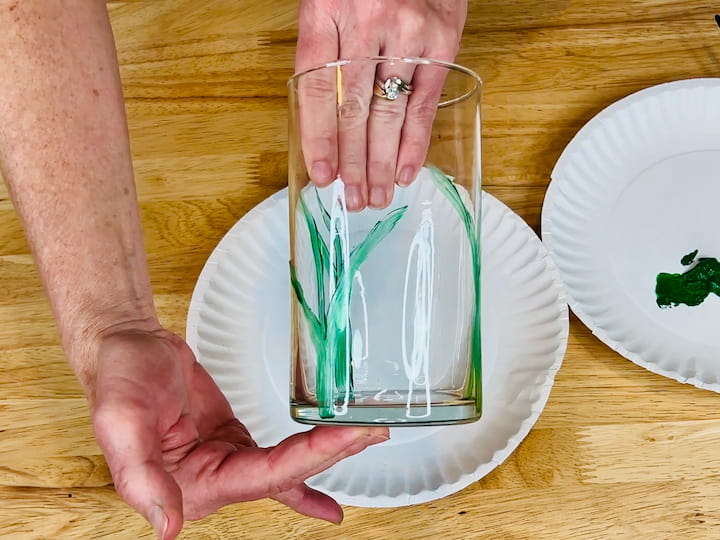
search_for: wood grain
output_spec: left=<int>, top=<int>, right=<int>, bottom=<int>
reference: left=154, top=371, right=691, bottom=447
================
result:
left=1, top=0, right=720, bottom=538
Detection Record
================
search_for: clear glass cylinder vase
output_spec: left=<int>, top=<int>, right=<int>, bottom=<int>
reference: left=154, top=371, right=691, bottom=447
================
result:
left=288, top=57, right=482, bottom=426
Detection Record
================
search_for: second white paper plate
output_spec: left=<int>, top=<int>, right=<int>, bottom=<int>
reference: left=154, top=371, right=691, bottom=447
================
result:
left=543, top=78, right=720, bottom=391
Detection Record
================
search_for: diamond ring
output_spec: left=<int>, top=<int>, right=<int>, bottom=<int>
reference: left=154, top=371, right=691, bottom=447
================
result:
left=373, top=76, right=413, bottom=101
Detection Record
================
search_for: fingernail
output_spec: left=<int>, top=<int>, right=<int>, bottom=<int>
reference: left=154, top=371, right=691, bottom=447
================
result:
left=149, top=505, right=168, bottom=539
left=369, top=187, right=386, bottom=208
left=310, top=161, right=333, bottom=185
left=345, top=186, right=363, bottom=211
left=343, top=432, right=387, bottom=456
left=369, top=434, right=390, bottom=445
left=331, top=514, right=344, bottom=525
left=397, top=166, right=415, bottom=187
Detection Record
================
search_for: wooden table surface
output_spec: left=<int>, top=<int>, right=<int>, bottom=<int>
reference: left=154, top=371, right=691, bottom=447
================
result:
left=2, top=1, right=720, bottom=538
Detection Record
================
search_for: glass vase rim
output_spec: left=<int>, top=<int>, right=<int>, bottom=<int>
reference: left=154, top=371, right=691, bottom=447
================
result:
left=289, top=56, right=481, bottom=108
left=288, top=55, right=483, bottom=88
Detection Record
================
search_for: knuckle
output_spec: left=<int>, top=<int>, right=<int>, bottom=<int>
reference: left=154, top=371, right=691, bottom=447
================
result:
left=397, top=9, right=426, bottom=36
left=301, top=119, right=336, bottom=143
left=91, top=401, right=148, bottom=454
left=340, top=153, right=365, bottom=172
left=273, top=477, right=296, bottom=495
left=338, top=95, right=369, bottom=122
left=399, top=134, right=431, bottom=164
left=299, top=74, right=337, bottom=99
left=429, top=44, right=459, bottom=62
left=265, top=455, right=296, bottom=496
left=367, top=159, right=394, bottom=176
left=304, top=134, right=337, bottom=155
left=370, top=99, right=406, bottom=121
left=112, top=467, right=132, bottom=496
left=91, top=403, right=121, bottom=435
left=403, top=136, right=429, bottom=155
left=407, top=101, right=438, bottom=124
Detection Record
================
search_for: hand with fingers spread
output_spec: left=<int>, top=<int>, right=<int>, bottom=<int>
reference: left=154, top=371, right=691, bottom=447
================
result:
left=296, top=0, right=468, bottom=211
left=0, top=3, right=390, bottom=539
left=90, top=326, right=388, bottom=539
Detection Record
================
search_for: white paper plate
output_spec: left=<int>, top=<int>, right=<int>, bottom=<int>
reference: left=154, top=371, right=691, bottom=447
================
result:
left=542, top=78, right=720, bottom=392
left=187, top=189, right=568, bottom=507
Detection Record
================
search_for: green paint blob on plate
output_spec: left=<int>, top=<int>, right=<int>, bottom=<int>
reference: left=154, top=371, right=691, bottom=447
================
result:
left=680, top=249, right=698, bottom=266
left=656, top=250, right=720, bottom=308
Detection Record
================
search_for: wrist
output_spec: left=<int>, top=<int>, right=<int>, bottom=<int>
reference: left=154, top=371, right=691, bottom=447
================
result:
left=62, top=301, right=161, bottom=391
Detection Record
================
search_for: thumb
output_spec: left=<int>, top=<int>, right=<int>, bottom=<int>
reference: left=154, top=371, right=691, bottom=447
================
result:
left=92, top=404, right=184, bottom=539
left=219, top=425, right=389, bottom=504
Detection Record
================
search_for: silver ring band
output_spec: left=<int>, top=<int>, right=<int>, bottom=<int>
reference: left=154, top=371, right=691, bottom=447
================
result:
left=374, top=76, right=413, bottom=101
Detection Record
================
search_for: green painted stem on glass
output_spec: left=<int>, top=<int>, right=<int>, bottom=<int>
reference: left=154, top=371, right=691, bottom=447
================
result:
left=324, top=205, right=409, bottom=409
left=298, top=197, right=328, bottom=326
left=315, top=188, right=331, bottom=232
left=331, top=232, right=349, bottom=396
left=289, top=265, right=324, bottom=353
left=294, top=194, right=334, bottom=417
left=428, top=166, right=482, bottom=412
left=291, top=186, right=408, bottom=419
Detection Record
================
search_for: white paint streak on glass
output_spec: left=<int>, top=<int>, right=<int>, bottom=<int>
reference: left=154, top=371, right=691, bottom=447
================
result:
left=351, top=272, right=369, bottom=385
left=402, top=205, right=435, bottom=418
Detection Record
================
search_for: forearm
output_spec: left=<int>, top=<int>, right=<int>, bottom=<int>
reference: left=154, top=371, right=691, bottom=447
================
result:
left=0, top=1, right=157, bottom=386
